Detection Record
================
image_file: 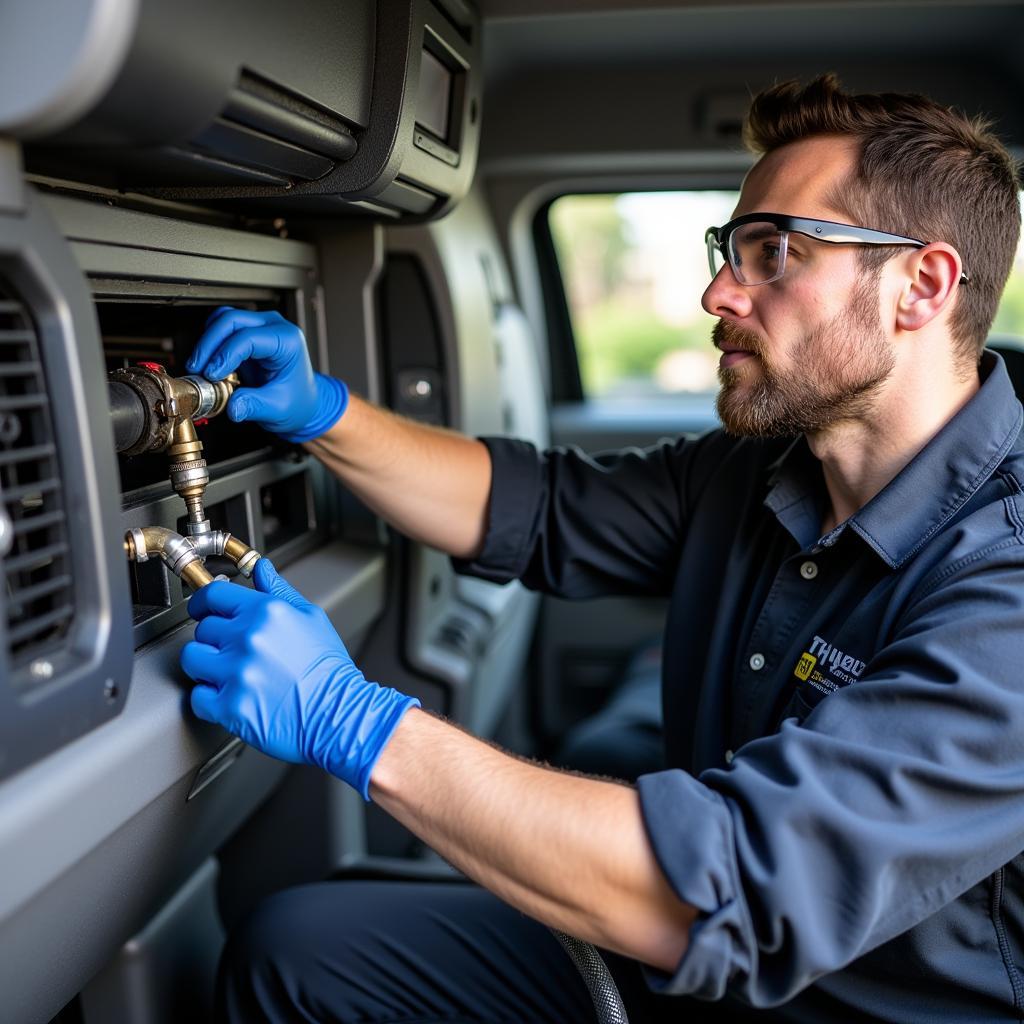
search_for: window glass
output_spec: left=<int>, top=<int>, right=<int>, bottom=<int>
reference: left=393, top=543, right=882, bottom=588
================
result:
left=550, top=191, right=1024, bottom=399
left=990, top=193, right=1024, bottom=346
left=549, top=191, right=739, bottom=399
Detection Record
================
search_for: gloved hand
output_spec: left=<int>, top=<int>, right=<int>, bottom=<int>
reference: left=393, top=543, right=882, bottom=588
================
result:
left=186, top=306, right=348, bottom=442
left=182, top=558, right=419, bottom=799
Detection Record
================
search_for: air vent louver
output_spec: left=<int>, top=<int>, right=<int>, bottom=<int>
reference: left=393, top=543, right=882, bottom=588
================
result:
left=0, top=287, right=74, bottom=679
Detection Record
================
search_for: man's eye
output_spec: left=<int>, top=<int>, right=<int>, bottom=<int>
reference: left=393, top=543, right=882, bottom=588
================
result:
left=761, top=243, right=781, bottom=262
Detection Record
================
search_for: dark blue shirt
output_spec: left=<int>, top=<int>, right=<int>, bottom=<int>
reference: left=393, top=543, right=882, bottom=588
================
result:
left=454, top=351, right=1024, bottom=1021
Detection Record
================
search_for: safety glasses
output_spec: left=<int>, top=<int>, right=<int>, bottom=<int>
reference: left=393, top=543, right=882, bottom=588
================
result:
left=705, top=212, right=970, bottom=286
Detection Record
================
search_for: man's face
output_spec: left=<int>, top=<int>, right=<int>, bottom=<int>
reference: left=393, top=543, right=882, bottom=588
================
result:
left=702, top=137, right=896, bottom=437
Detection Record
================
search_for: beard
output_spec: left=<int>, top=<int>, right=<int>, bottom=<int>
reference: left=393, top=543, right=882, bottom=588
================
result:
left=714, top=276, right=895, bottom=437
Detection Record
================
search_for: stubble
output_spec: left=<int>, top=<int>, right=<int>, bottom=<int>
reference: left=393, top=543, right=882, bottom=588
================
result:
left=714, top=276, right=895, bottom=437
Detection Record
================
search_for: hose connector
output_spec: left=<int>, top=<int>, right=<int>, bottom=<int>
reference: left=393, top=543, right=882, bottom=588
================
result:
left=125, top=526, right=262, bottom=586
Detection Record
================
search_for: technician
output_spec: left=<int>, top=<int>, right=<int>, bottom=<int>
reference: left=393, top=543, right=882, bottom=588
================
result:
left=183, top=76, right=1024, bottom=1022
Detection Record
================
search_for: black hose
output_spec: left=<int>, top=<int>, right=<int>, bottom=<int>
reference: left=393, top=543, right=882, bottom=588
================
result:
left=550, top=929, right=630, bottom=1023
left=107, top=380, right=147, bottom=454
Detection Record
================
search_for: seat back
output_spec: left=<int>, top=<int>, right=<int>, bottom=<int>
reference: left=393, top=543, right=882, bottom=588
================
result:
left=987, top=338, right=1024, bottom=399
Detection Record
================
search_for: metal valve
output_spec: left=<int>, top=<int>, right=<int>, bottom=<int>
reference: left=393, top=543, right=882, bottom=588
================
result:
left=112, top=362, right=261, bottom=588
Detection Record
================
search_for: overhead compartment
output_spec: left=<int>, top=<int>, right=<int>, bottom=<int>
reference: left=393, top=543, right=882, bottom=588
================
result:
left=5, top=0, right=481, bottom=221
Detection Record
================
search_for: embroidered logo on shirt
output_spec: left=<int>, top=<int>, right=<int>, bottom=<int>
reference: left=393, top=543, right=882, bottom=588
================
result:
left=793, top=635, right=867, bottom=694
left=794, top=652, right=817, bottom=680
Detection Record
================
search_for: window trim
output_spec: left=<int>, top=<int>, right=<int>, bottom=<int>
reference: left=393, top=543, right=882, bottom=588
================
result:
left=533, top=196, right=584, bottom=403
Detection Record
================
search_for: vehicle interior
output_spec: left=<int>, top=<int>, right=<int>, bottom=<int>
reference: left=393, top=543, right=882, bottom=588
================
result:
left=2, top=1, right=1023, bottom=1020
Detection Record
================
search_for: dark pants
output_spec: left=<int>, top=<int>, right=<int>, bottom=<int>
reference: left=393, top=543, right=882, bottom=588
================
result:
left=217, top=880, right=768, bottom=1023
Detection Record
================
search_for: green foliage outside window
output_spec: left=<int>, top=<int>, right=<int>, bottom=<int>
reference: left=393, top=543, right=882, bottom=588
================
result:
left=550, top=192, right=738, bottom=398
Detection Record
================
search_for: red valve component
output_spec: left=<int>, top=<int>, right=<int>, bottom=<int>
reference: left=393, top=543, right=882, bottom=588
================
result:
left=193, top=418, right=209, bottom=427
left=137, top=361, right=165, bottom=373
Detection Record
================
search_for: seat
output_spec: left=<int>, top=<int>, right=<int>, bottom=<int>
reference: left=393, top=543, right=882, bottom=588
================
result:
left=987, top=339, right=1024, bottom=398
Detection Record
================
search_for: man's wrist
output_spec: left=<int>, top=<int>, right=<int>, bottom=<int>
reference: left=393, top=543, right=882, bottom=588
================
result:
left=353, top=691, right=422, bottom=801
left=280, top=374, right=349, bottom=443
left=368, top=704, right=434, bottom=801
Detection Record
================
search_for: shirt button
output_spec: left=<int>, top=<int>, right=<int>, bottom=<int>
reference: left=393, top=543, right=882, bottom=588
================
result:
left=799, top=561, right=819, bottom=580
left=725, top=749, right=734, bottom=764
left=749, top=652, right=765, bottom=671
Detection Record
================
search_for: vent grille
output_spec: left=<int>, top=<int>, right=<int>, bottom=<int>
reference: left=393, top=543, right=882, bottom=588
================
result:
left=0, top=286, right=74, bottom=676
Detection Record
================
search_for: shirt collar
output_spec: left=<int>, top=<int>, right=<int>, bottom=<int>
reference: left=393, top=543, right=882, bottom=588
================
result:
left=764, top=350, right=1024, bottom=566
left=763, top=436, right=825, bottom=550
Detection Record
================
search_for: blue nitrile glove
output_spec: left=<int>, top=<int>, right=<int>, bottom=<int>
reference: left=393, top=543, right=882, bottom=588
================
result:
left=186, top=306, right=348, bottom=442
left=182, top=558, right=419, bottom=799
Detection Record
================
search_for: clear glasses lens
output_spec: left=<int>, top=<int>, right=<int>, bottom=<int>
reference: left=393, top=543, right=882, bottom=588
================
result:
left=708, top=237, right=727, bottom=278
left=728, top=222, right=787, bottom=285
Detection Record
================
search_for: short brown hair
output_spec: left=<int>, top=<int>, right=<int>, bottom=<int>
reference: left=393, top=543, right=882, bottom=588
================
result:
left=744, top=74, right=1020, bottom=363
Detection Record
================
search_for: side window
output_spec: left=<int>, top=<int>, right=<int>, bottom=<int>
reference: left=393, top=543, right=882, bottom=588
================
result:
left=548, top=191, right=1024, bottom=400
left=548, top=191, right=739, bottom=400
left=990, top=193, right=1024, bottom=345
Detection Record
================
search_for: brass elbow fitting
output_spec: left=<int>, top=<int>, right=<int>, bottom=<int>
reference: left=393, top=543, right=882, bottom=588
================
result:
left=124, top=526, right=214, bottom=590
left=125, top=526, right=262, bottom=589
left=116, top=363, right=263, bottom=595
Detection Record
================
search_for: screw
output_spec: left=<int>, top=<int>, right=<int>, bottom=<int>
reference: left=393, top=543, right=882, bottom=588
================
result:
left=0, top=411, right=21, bottom=444
left=30, top=659, right=54, bottom=680
left=103, top=679, right=119, bottom=702
left=0, top=506, right=12, bottom=558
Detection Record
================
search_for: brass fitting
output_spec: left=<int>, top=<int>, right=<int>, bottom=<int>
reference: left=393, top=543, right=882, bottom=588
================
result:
left=115, top=362, right=263, bottom=595
left=125, top=526, right=262, bottom=588
left=108, top=362, right=240, bottom=530
left=108, top=362, right=238, bottom=457
left=168, top=417, right=211, bottom=532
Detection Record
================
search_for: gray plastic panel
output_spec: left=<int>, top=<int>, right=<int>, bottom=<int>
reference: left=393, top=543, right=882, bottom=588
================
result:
left=80, top=858, right=224, bottom=1024
left=0, top=184, right=134, bottom=779
left=39, top=0, right=374, bottom=147
left=20, top=1, right=480, bottom=220
left=381, top=185, right=547, bottom=736
left=39, top=192, right=317, bottom=269
left=0, top=541, right=386, bottom=1024
left=0, top=0, right=139, bottom=138
left=0, top=189, right=391, bottom=1022
left=0, top=141, right=24, bottom=214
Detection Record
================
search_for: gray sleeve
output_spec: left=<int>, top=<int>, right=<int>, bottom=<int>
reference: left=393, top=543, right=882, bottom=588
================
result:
left=637, top=540, right=1024, bottom=1006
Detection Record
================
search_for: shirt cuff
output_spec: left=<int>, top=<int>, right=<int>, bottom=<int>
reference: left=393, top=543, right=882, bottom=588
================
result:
left=637, top=768, right=754, bottom=1000
left=450, top=436, right=544, bottom=584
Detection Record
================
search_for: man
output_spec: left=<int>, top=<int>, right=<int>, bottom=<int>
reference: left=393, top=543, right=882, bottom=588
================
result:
left=183, top=75, right=1024, bottom=1021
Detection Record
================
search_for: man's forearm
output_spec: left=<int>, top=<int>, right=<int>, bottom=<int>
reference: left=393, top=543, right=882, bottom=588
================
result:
left=305, top=393, right=493, bottom=559
left=370, top=708, right=696, bottom=972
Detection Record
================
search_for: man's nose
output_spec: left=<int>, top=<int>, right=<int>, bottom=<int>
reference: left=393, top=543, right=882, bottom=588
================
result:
left=701, top=265, right=754, bottom=320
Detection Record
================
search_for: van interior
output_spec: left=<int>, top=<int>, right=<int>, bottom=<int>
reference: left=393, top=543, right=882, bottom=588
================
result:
left=1, top=1, right=1022, bottom=1020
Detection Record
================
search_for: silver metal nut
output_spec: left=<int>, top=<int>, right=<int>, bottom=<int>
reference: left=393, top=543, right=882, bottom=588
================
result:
left=236, top=548, right=261, bottom=578
left=170, top=466, right=210, bottom=489
left=181, top=375, right=218, bottom=419
left=180, top=374, right=220, bottom=417
left=30, top=659, right=54, bottom=680
left=127, top=528, right=148, bottom=562
left=190, top=530, right=227, bottom=558
left=160, top=534, right=200, bottom=576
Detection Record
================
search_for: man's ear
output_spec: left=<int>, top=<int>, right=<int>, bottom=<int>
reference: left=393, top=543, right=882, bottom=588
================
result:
left=894, top=243, right=964, bottom=333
